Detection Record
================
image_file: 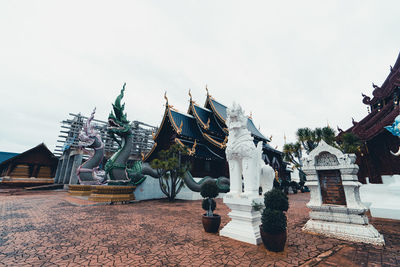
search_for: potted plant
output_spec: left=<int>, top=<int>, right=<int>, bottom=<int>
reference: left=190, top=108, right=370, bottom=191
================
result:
left=200, top=180, right=221, bottom=233
left=259, top=188, right=289, bottom=252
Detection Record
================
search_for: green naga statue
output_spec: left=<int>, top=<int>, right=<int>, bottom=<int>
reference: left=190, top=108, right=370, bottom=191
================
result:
left=105, top=84, right=161, bottom=184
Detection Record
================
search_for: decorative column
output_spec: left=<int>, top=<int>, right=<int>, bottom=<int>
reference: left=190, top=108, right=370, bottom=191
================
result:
left=302, top=140, right=384, bottom=246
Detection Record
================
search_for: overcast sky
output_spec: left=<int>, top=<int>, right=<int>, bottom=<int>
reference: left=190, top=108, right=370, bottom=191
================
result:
left=0, top=1, right=399, bottom=154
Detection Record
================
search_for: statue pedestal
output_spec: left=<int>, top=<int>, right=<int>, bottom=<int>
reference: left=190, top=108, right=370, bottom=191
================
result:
left=89, top=185, right=135, bottom=203
left=68, top=185, right=93, bottom=196
left=220, top=195, right=263, bottom=245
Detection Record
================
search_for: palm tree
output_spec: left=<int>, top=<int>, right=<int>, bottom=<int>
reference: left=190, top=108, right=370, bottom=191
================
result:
left=321, top=126, right=336, bottom=147
left=338, top=132, right=362, bottom=154
left=283, top=142, right=303, bottom=167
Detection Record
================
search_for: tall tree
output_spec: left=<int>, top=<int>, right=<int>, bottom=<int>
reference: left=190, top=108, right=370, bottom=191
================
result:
left=338, top=132, right=362, bottom=154
left=296, top=126, right=337, bottom=154
left=283, top=142, right=303, bottom=168
left=150, top=144, right=191, bottom=201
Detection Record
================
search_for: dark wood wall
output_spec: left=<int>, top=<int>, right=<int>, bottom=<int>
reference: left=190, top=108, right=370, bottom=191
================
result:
left=356, top=130, right=400, bottom=183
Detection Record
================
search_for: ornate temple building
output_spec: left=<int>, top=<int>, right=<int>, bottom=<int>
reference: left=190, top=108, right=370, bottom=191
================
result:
left=144, top=89, right=288, bottom=178
left=340, top=52, right=400, bottom=184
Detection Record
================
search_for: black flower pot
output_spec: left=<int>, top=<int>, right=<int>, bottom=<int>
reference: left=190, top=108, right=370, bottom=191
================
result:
left=260, top=225, right=286, bottom=252
left=202, top=214, right=221, bottom=233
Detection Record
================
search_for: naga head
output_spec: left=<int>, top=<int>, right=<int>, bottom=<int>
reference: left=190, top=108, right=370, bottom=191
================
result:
left=79, top=108, right=100, bottom=148
left=226, top=102, right=248, bottom=136
left=108, top=83, right=131, bottom=136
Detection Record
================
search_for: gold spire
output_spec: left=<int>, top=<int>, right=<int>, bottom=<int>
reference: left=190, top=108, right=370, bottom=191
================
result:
left=206, top=84, right=209, bottom=96
left=284, top=133, right=287, bottom=144
left=188, top=89, right=192, bottom=100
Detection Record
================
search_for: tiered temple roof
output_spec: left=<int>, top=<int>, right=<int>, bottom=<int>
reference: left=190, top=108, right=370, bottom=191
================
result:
left=144, top=89, right=286, bottom=178
left=341, top=52, right=400, bottom=183
left=344, top=52, right=400, bottom=141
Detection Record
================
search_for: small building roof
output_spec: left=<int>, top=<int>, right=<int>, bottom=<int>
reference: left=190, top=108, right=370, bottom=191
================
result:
left=0, top=143, right=58, bottom=169
left=0, top=152, right=19, bottom=164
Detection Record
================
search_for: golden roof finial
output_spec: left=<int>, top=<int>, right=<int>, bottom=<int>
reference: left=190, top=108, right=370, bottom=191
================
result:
left=269, top=135, right=273, bottom=141
left=188, top=89, right=192, bottom=100
left=164, top=91, right=168, bottom=104
left=249, top=111, right=253, bottom=119
left=206, top=84, right=209, bottom=96
left=284, top=133, right=287, bottom=144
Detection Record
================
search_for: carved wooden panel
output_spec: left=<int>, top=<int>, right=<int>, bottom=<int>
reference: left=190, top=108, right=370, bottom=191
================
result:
left=318, top=169, right=346, bottom=205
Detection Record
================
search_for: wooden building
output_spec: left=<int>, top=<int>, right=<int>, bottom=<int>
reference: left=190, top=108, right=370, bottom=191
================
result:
left=144, top=90, right=288, bottom=178
left=0, top=143, right=58, bottom=187
left=340, top=52, right=400, bottom=184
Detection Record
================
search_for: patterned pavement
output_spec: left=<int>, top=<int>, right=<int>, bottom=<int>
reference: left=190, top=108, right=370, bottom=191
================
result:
left=0, top=190, right=399, bottom=266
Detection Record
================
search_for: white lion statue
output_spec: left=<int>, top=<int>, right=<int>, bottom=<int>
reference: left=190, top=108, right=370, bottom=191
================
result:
left=225, top=102, right=274, bottom=198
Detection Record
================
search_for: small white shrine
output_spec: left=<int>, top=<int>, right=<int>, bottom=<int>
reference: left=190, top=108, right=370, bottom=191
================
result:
left=302, top=140, right=385, bottom=246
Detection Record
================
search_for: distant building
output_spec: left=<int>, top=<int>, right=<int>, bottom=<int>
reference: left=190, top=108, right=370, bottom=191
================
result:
left=340, top=52, right=400, bottom=184
left=0, top=143, right=58, bottom=187
left=144, top=89, right=288, bottom=179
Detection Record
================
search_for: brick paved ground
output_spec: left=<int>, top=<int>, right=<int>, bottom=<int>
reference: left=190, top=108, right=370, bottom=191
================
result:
left=0, top=190, right=399, bottom=266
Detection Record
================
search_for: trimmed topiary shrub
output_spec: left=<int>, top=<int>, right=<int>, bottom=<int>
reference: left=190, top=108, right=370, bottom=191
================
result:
left=200, top=180, right=219, bottom=217
left=202, top=198, right=216, bottom=212
left=200, top=180, right=219, bottom=199
left=264, top=188, right=289, bottom=211
left=261, top=188, right=289, bottom=234
left=261, top=208, right=287, bottom=234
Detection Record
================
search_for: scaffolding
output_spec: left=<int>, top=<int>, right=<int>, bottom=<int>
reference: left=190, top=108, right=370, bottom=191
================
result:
left=55, top=113, right=157, bottom=160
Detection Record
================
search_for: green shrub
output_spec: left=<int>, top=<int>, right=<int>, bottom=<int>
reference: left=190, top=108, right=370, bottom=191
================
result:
left=261, top=208, right=287, bottom=234
left=201, top=180, right=219, bottom=217
left=200, top=180, right=219, bottom=199
left=202, top=198, right=216, bottom=212
left=264, top=189, right=289, bottom=211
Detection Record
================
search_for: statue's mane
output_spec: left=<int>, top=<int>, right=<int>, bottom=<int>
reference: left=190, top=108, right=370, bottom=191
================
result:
left=226, top=102, right=248, bottom=131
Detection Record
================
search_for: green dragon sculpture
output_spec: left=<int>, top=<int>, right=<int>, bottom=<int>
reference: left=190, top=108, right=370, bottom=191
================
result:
left=105, top=84, right=161, bottom=185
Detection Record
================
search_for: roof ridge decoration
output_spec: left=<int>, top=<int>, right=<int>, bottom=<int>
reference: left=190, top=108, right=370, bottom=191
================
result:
left=174, top=138, right=196, bottom=156
left=189, top=89, right=197, bottom=104
left=177, top=121, right=183, bottom=134
left=151, top=92, right=182, bottom=142
left=203, top=133, right=227, bottom=149
left=190, top=102, right=211, bottom=130
left=143, top=142, right=157, bottom=161
left=188, top=140, right=197, bottom=156
left=207, top=95, right=226, bottom=124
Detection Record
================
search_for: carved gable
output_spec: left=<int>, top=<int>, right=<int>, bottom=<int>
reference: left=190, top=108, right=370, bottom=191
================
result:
left=315, top=152, right=339, bottom=167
